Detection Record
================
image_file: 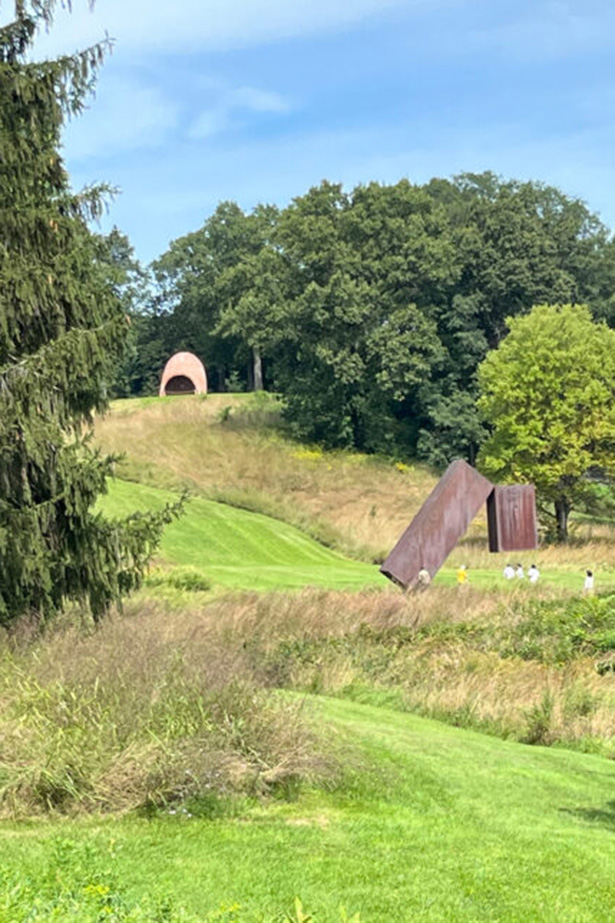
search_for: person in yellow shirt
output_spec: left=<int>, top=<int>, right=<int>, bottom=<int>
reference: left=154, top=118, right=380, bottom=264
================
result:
left=457, top=564, right=468, bottom=586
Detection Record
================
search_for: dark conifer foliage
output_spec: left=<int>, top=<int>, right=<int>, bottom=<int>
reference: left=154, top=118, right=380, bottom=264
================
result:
left=0, top=1, right=178, bottom=624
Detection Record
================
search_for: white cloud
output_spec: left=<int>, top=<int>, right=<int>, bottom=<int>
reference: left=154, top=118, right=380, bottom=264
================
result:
left=189, top=85, right=291, bottom=140
left=63, top=74, right=180, bottom=159
left=230, top=87, right=290, bottom=114
left=22, top=0, right=418, bottom=57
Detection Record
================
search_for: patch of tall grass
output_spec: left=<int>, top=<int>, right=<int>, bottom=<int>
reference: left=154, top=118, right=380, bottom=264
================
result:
left=6, top=580, right=615, bottom=817
left=0, top=605, right=331, bottom=817
left=135, top=586, right=615, bottom=757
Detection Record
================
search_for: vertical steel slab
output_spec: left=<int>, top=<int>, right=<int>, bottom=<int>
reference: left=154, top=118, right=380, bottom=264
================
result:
left=487, top=485, right=538, bottom=552
left=380, top=459, right=494, bottom=589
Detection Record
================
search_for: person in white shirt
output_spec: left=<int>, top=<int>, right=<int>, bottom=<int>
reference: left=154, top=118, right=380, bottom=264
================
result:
left=416, top=567, right=431, bottom=590
left=503, top=563, right=515, bottom=580
left=528, top=564, right=540, bottom=584
left=584, top=570, right=594, bottom=595
left=516, top=563, right=525, bottom=579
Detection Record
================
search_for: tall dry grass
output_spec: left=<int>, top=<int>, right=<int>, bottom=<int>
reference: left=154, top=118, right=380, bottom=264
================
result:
left=116, top=586, right=615, bottom=756
left=5, top=582, right=615, bottom=816
left=0, top=603, right=330, bottom=817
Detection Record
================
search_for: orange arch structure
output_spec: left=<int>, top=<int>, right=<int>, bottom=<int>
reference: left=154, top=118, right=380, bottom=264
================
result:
left=159, top=352, right=208, bottom=397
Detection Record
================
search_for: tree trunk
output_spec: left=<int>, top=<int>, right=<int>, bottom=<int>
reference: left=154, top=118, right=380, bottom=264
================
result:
left=253, top=346, right=263, bottom=391
left=554, top=498, right=570, bottom=542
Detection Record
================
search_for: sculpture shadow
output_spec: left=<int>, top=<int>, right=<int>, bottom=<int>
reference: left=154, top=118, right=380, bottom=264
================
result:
left=561, top=799, right=615, bottom=832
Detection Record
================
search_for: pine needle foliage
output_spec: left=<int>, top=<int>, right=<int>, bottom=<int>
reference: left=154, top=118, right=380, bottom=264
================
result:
left=0, top=1, right=179, bottom=625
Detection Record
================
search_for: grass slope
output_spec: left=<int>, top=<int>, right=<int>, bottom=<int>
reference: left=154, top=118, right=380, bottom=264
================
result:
left=103, top=478, right=615, bottom=596
left=4, top=696, right=615, bottom=920
left=95, top=394, right=438, bottom=561
left=96, top=395, right=615, bottom=587
left=103, top=478, right=386, bottom=591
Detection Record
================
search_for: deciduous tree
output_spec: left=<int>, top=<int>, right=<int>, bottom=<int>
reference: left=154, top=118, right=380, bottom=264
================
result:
left=477, top=304, right=615, bottom=541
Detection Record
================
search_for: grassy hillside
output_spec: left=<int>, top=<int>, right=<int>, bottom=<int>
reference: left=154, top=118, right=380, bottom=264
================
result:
left=95, top=394, right=438, bottom=562
left=95, top=394, right=615, bottom=582
left=102, top=478, right=386, bottom=591
left=101, top=477, right=615, bottom=596
left=4, top=696, right=615, bottom=920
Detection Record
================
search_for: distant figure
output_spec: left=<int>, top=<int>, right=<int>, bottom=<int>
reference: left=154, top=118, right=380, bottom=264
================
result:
left=516, top=563, right=525, bottom=579
left=457, top=564, right=468, bottom=587
left=584, top=570, right=594, bottom=596
left=528, top=564, right=540, bottom=585
left=503, top=563, right=515, bottom=580
left=416, top=567, right=431, bottom=590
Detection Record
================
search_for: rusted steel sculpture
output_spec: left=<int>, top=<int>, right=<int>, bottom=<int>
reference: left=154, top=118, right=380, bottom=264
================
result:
left=380, top=460, right=493, bottom=589
left=380, top=459, right=538, bottom=590
left=487, top=484, right=538, bottom=552
left=159, top=352, right=208, bottom=397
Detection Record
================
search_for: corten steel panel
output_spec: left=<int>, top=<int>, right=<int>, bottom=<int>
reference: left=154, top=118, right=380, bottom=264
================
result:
left=487, top=485, right=538, bottom=553
left=380, top=459, right=494, bottom=589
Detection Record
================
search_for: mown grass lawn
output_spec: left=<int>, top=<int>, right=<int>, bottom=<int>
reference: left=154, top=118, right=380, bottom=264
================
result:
left=101, top=478, right=386, bottom=591
left=4, top=696, right=615, bottom=921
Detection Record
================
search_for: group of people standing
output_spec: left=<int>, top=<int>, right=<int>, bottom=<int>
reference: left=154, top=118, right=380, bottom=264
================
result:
left=503, top=562, right=540, bottom=583
left=416, top=563, right=596, bottom=593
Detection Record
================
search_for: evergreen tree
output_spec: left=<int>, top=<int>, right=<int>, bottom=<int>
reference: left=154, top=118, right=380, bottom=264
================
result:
left=0, top=1, right=178, bottom=624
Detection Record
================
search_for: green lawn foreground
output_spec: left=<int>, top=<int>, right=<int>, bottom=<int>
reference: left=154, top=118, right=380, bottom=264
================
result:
left=4, top=696, right=615, bottom=921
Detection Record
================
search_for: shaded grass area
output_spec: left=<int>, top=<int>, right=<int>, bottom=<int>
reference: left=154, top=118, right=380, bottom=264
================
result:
left=101, top=478, right=386, bottom=592
left=5, top=697, right=615, bottom=920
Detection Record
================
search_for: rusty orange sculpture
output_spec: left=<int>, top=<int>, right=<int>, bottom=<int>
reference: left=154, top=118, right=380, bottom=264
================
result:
left=159, top=352, right=208, bottom=397
left=380, top=459, right=538, bottom=590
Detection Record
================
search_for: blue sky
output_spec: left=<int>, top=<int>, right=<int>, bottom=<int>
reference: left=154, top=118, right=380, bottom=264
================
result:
left=27, top=0, right=615, bottom=264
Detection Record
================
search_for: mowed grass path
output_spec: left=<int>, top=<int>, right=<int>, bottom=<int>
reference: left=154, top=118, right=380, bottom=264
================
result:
left=5, top=697, right=615, bottom=920
left=102, top=479, right=386, bottom=591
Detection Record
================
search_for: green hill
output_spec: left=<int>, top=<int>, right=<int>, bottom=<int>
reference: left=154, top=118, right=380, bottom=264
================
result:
left=102, top=478, right=386, bottom=591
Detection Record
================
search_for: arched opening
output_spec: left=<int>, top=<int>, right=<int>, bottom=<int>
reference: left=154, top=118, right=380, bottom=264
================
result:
left=164, top=375, right=196, bottom=395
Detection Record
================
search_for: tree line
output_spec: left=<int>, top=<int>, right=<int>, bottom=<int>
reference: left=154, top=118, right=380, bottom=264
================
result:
left=117, top=174, right=615, bottom=469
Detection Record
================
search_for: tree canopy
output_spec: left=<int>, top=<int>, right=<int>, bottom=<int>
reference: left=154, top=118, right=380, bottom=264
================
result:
left=0, top=1, right=177, bottom=624
left=134, top=172, right=615, bottom=468
left=477, top=304, right=615, bottom=541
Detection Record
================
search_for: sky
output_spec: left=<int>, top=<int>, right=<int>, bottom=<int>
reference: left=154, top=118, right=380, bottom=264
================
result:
left=23, top=0, right=615, bottom=264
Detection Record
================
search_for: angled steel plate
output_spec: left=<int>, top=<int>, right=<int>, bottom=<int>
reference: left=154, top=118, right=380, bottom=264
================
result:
left=380, top=459, right=494, bottom=589
left=487, top=485, right=538, bottom=553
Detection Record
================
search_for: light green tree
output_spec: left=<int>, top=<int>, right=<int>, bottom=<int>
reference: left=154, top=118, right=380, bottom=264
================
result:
left=477, top=304, right=615, bottom=541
